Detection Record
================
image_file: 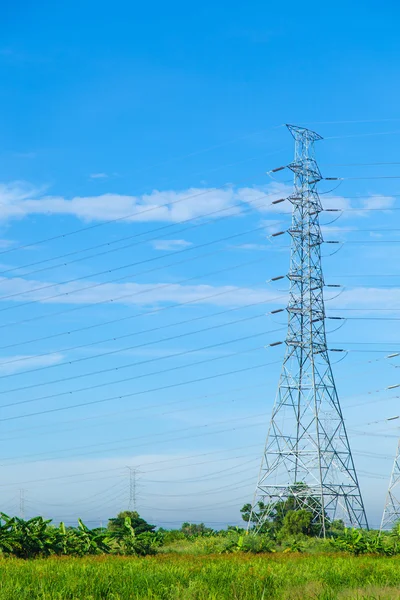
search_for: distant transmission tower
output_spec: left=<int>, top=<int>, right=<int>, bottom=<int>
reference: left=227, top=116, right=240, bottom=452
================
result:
left=19, top=489, right=25, bottom=519
left=250, top=124, right=368, bottom=536
left=127, top=467, right=138, bottom=511
left=381, top=438, right=400, bottom=530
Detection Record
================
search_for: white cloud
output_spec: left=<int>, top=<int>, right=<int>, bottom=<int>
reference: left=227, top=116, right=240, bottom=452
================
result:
left=89, top=173, right=108, bottom=179
left=362, top=195, right=395, bottom=210
left=0, top=353, right=64, bottom=374
left=329, top=286, right=400, bottom=313
left=0, top=180, right=390, bottom=230
left=0, top=239, right=15, bottom=249
left=0, top=181, right=291, bottom=224
left=322, top=193, right=352, bottom=211
left=0, top=275, right=282, bottom=307
left=232, top=243, right=270, bottom=251
left=260, top=218, right=286, bottom=235
left=152, top=239, right=192, bottom=251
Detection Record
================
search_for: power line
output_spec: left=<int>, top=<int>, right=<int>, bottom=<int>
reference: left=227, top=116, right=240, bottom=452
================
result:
left=0, top=328, right=280, bottom=403
left=124, top=124, right=284, bottom=174
left=0, top=183, right=237, bottom=257
left=0, top=134, right=286, bottom=260
left=2, top=352, right=393, bottom=443
left=324, top=129, right=400, bottom=140
left=0, top=298, right=273, bottom=371
left=301, top=119, right=400, bottom=126
left=0, top=223, right=270, bottom=309
left=333, top=175, right=400, bottom=180
left=0, top=357, right=279, bottom=423
left=0, top=255, right=267, bottom=332
left=0, top=444, right=265, bottom=489
left=323, top=162, right=400, bottom=167
left=4, top=416, right=267, bottom=466
left=0, top=282, right=269, bottom=352
left=0, top=191, right=282, bottom=280
left=0, top=444, right=260, bottom=487
left=0, top=381, right=267, bottom=441
left=29, top=458, right=259, bottom=510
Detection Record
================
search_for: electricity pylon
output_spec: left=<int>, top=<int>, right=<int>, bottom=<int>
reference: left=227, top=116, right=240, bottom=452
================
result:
left=249, top=124, right=368, bottom=537
left=19, top=489, right=25, bottom=519
left=127, top=467, right=138, bottom=511
left=381, top=438, right=400, bottom=530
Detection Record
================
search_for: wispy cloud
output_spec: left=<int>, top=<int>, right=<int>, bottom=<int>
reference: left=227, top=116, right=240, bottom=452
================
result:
left=323, top=193, right=352, bottom=211
left=362, top=195, right=396, bottom=210
left=0, top=353, right=64, bottom=375
left=152, top=239, right=192, bottom=251
left=0, top=181, right=292, bottom=224
left=0, top=180, right=390, bottom=227
left=329, top=287, right=400, bottom=313
left=89, top=173, right=108, bottom=179
left=232, top=243, right=270, bottom=251
left=0, top=239, right=15, bottom=249
left=260, top=218, right=286, bottom=235
left=0, top=276, right=280, bottom=307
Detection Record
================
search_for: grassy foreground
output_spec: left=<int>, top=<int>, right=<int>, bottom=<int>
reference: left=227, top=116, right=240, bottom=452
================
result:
left=1, top=554, right=400, bottom=600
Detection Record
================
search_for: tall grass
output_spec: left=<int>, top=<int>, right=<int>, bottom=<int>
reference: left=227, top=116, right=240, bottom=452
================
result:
left=1, top=553, right=400, bottom=599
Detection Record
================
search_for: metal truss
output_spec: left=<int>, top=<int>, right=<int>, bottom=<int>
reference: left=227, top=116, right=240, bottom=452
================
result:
left=250, top=124, right=368, bottom=536
left=381, top=439, right=400, bottom=530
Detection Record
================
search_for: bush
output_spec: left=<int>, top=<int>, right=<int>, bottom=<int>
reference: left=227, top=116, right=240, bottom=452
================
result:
left=0, top=513, right=159, bottom=559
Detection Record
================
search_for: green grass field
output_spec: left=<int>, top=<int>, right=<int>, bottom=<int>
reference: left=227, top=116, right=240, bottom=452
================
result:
left=1, top=553, right=400, bottom=600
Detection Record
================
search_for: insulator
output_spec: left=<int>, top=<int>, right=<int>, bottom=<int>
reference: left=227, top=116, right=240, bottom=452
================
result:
left=387, top=353, right=400, bottom=359
left=272, top=198, right=286, bottom=204
left=270, top=341, right=283, bottom=347
left=387, top=384, right=400, bottom=390
left=325, top=209, right=341, bottom=212
left=325, top=177, right=339, bottom=181
left=328, top=317, right=343, bottom=320
left=271, top=166, right=286, bottom=173
left=326, top=241, right=340, bottom=244
left=326, top=284, right=341, bottom=288
left=271, top=309, right=284, bottom=314
left=271, top=231, right=286, bottom=237
left=271, top=276, right=285, bottom=281
left=330, top=349, right=345, bottom=352
left=387, top=416, right=400, bottom=421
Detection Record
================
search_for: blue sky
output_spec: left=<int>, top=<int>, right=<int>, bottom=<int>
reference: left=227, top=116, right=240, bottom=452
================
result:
left=0, top=1, right=399, bottom=528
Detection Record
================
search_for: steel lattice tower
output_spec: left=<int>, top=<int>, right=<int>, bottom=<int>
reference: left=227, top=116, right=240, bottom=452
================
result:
left=250, top=124, right=368, bottom=536
left=381, top=439, right=400, bottom=530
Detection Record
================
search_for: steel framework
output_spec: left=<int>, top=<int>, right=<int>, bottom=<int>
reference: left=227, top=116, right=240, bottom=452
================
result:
left=249, top=124, right=368, bottom=536
left=381, top=439, right=400, bottom=530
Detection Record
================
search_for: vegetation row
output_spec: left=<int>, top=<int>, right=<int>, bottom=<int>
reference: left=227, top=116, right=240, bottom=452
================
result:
left=1, top=509, right=400, bottom=559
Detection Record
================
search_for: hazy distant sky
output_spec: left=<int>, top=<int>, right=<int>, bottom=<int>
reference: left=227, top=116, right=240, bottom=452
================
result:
left=0, top=0, right=399, bottom=528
